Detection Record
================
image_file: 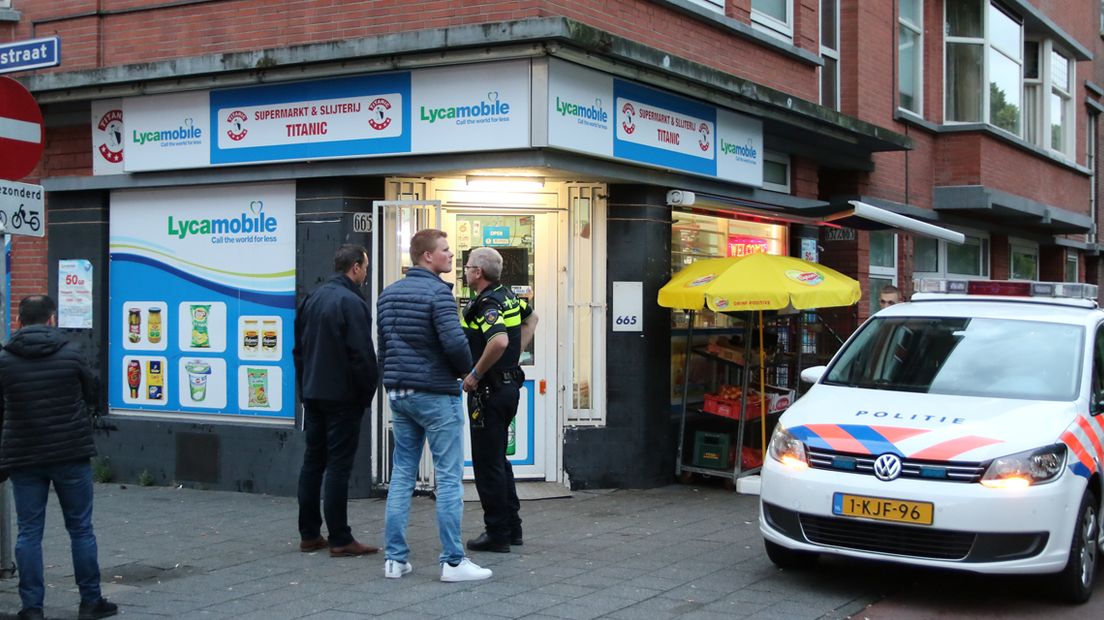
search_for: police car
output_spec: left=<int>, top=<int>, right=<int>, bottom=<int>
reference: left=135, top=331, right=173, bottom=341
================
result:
left=760, top=279, right=1104, bottom=603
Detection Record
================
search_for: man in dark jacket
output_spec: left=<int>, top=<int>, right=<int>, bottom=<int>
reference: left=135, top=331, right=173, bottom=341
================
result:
left=293, top=244, right=378, bottom=557
left=0, top=295, right=117, bottom=620
left=376, top=229, right=491, bottom=582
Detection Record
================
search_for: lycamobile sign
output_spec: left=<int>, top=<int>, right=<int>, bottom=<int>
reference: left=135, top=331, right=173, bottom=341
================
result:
left=554, top=96, right=608, bottom=126
left=132, top=117, right=203, bottom=146
left=720, top=138, right=758, bottom=162
left=167, top=202, right=277, bottom=239
left=420, top=92, right=510, bottom=124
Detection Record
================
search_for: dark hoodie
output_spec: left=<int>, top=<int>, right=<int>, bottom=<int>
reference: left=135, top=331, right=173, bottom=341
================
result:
left=0, top=324, right=98, bottom=470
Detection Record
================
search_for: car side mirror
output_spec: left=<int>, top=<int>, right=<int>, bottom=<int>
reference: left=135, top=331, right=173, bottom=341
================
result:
left=800, top=365, right=827, bottom=384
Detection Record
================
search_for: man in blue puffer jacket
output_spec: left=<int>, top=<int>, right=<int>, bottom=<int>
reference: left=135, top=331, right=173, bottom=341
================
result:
left=376, top=228, right=491, bottom=582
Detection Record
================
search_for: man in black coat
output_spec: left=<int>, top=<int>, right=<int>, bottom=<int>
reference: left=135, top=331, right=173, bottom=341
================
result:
left=0, top=295, right=117, bottom=620
left=293, top=244, right=379, bottom=557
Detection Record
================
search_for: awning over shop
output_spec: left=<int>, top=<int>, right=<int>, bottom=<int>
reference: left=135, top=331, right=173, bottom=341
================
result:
left=933, top=186, right=1092, bottom=235
left=669, top=191, right=965, bottom=244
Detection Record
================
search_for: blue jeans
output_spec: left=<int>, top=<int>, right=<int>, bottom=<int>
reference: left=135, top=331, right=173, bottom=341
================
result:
left=385, top=391, right=465, bottom=564
left=9, top=460, right=102, bottom=610
left=297, top=400, right=364, bottom=547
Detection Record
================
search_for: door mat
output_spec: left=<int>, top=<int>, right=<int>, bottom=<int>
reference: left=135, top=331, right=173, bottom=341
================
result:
left=463, top=481, right=572, bottom=502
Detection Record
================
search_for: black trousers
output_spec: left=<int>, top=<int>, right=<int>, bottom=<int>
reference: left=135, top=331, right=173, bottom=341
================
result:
left=297, top=399, right=363, bottom=547
left=468, top=382, right=522, bottom=540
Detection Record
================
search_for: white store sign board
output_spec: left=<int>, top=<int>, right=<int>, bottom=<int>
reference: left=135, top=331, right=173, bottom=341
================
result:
left=91, top=99, right=125, bottom=175
left=612, top=281, right=643, bottom=332
left=123, top=91, right=210, bottom=172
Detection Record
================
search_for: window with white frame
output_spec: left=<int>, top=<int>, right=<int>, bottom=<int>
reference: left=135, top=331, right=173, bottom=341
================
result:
left=752, top=0, right=793, bottom=41
left=1049, top=48, right=1073, bottom=155
left=1009, top=239, right=1039, bottom=280
left=683, top=0, right=724, bottom=13
left=567, top=186, right=607, bottom=425
left=821, top=0, right=840, bottom=110
left=869, top=231, right=898, bottom=314
left=944, top=1, right=1023, bottom=135
left=762, top=151, right=791, bottom=193
left=914, top=233, right=991, bottom=278
left=1066, top=249, right=1079, bottom=282
left=898, top=0, right=923, bottom=115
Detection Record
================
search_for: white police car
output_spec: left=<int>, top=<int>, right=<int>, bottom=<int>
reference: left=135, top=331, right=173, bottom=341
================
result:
left=760, top=279, right=1104, bottom=603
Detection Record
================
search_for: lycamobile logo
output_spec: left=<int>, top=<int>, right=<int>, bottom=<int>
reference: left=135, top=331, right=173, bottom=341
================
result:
left=167, top=200, right=277, bottom=239
left=420, top=91, right=510, bottom=123
left=555, top=97, right=608, bottom=123
left=133, top=117, right=203, bottom=145
left=720, top=138, right=758, bottom=160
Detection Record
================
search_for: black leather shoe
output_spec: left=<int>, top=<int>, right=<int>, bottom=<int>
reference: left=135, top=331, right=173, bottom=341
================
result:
left=78, top=597, right=118, bottom=620
left=467, top=532, right=510, bottom=553
left=510, top=527, right=523, bottom=546
left=17, top=609, right=44, bottom=620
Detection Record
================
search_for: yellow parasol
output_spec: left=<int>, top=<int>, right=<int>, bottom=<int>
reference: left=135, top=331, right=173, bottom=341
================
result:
left=658, top=253, right=860, bottom=312
left=660, top=253, right=860, bottom=485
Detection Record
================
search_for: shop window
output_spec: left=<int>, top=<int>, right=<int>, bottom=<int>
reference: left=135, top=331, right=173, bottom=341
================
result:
left=762, top=151, right=791, bottom=193
left=752, top=0, right=793, bottom=41
left=915, top=232, right=990, bottom=279
left=869, top=231, right=898, bottom=314
left=1066, top=249, right=1079, bottom=282
left=1010, top=239, right=1039, bottom=280
left=670, top=210, right=788, bottom=406
left=821, top=0, right=840, bottom=110
left=684, top=0, right=724, bottom=13
left=567, top=186, right=607, bottom=425
left=898, top=0, right=923, bottom=115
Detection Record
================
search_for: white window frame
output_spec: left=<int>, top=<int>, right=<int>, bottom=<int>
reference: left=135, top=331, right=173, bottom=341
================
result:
left=1066, top=249, right=1080, bottom=282
left=565, top=188, right=607, bottom=426
left=943, top=0, right=1024, bottom=136
left=869, top=231, right=899, bottom=313
left=752, top=0, right=794, bottom=41
left=1009, top=238, right=1040, bottom=281
left=762, top=151, right=791, bottom=193
left=1023, top=39, right=1042, bottom=145
left=1046, top=44, right=1075, bottom=158
left=897, top=0, right=923, bottom=115
left=914, top=229, right=992, bottom=280
left=820, top=0, right=840, bottom=110
left=684, top=0, right=724, bottom=13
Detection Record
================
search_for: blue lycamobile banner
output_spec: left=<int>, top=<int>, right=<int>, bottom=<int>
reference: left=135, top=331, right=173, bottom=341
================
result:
left=108, top=182, right=296, bottom=420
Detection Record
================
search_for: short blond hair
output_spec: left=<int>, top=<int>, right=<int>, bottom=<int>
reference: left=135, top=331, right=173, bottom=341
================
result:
left=410, top=229, right=447, bottom=265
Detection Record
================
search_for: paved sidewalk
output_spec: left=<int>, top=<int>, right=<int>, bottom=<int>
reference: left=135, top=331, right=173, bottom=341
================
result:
left=0, top=483, right=882, bottom=619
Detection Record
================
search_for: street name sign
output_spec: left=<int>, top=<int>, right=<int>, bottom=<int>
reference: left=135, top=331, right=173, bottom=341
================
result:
left=0, top=36, right=60, bottom=75
left=0, top=76, right=45, bottom=180
left=0, top=179, right=45, bottom=237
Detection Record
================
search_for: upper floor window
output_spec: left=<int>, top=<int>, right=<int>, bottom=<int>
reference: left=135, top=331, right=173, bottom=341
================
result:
left=821, top=0, right=840, bottom=110
left=898, top=0, right=923, bottom=115
left=753, top=0, right=793, bottom=41
left=762, top=151, right=791, bottom=193
left=684, top=0, right=724, bottom=13
left=1066, top=249, right=1079, bottom=282
left=1009, top=239, right=1039, bottom=280
left=945, top=1, right=1023, bottom=134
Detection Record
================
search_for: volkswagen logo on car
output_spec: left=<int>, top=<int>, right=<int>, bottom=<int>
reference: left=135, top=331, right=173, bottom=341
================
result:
left=873, top=453, right=902, bottom=481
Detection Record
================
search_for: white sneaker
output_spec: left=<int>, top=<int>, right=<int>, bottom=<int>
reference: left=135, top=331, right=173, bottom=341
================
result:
left=440, top=557, right=492, bottom=582
left=384, top=559, right=413, bottom=579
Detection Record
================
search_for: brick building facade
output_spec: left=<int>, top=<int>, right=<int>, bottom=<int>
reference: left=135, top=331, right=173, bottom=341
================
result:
left=1, top=0, right=1099, bottom=493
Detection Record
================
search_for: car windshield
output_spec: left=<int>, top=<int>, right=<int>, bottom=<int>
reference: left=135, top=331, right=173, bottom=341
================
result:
left=823, top=316, right=1083, bottom=401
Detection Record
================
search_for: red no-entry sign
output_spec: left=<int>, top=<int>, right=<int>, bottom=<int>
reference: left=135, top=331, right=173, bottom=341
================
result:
left=0, top=76, right=45, bottom=181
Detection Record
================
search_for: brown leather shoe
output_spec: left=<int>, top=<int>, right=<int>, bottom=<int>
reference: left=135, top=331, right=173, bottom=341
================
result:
left=329, top=540, right=379, bottom=557
left=299, top=536, right=327, bottom=552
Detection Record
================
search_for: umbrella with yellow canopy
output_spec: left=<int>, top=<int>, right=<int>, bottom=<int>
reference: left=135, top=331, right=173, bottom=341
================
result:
left=659, top=253, right=860, bottom=487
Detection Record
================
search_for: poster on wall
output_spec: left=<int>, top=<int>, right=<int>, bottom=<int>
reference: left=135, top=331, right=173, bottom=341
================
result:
left=58, top=259, right=93, bottom=329
left=108, top=182, right=296, bottom=420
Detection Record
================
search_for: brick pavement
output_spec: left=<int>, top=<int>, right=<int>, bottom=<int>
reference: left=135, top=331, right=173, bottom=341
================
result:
left=0, top=483, right=883, bottom=619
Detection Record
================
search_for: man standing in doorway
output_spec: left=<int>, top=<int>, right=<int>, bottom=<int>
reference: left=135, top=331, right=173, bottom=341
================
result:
left=461, top=247, right=539, bottom=553
left=0, top=295, right=117, bottom=620
left=879, top=284, right=902, bottom=308
left=294, top=244, right=379, bottom=557
left=377, top=229, right=491, bottom=582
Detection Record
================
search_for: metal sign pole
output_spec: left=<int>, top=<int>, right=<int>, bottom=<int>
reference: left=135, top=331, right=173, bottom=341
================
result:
left=0, top=226, right=14, bottom=578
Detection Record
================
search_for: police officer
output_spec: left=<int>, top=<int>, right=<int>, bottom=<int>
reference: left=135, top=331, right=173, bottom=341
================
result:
left=461, top=247, right=538, bottom=553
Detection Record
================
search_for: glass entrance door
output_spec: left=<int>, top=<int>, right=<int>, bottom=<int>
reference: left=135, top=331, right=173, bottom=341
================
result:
left=443, top=210, right=557, bottom=480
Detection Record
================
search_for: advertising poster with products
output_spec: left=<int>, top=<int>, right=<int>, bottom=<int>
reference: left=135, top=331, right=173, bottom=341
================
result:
left=108, top=182, right=296, bottom=420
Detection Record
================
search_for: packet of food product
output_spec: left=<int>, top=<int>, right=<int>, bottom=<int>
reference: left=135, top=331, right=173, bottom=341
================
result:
left=247, top=368, right=269, bottom=407
left=190, top=304, right=211, bottom=348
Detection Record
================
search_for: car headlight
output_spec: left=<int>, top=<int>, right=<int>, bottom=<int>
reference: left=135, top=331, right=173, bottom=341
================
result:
left=768, top=425, right=808, bottom=470
left=980, top=444, right=1066, bottom=488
